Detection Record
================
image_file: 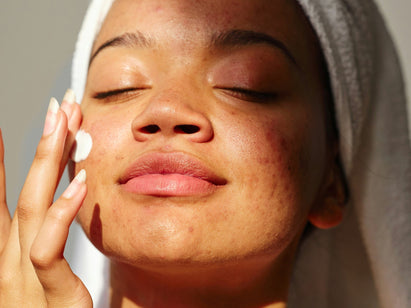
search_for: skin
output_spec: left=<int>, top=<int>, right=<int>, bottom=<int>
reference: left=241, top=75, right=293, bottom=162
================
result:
left=0, top=0, right=345, bottom=307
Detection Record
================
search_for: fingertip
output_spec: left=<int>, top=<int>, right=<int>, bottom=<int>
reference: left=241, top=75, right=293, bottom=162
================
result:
left=75, top=169, right=87, bottom=183
left=42, top=101, right=68, bottom=140
left=63, top=88, right=76, bottom=105
left=38, top=108, right=68, bottom=157
left=70, top=102, right=83, bottom=127
left=54, top=108, right=69, bottom=144
left=62, top=169, right=87, bottom=199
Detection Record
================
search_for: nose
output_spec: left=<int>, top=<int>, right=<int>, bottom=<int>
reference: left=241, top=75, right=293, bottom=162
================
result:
left=131, top=91, right=214, bottom=143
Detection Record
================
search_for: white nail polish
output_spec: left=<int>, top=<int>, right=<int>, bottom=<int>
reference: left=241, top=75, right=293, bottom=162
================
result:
left=48, top=97, right=60, bottom=114
left=75, top=169, right=87, bottom=183
left=43, top=98, right=60, bottom=136
left=63, top=89, right=76, bottom=104
left=63, top=169, right=86, bottom=199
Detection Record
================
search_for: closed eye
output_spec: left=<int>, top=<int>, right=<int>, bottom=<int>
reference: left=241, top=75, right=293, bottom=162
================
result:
left=93, top=87, right=147, bottom=100
left=217, top=87, right=277, bottom=103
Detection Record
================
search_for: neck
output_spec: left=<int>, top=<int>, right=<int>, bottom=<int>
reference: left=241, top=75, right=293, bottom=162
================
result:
left=109, top=251, right=295, bottom=308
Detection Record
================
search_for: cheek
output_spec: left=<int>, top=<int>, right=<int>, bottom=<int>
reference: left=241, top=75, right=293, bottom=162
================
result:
left=203, top=111, right=314, bottom=256
left=225, top=113, right=303, bottom=181
left=218, top=108, right=318, bottom=216
left=75, top=112, right=130, bottom=171
left=259, top=128, right=305, bottom=213
left=74, top=112, right=132, bottom=233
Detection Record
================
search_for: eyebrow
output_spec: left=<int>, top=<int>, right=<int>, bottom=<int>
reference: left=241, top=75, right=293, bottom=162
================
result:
left=89, top=31, right=153, bottom=65
left=89, top=29, right=298, bottom=68
left=210, top=29, right=298, bottom=67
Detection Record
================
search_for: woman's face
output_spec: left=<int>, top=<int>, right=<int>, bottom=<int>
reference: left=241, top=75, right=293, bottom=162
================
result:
left=75, top=0, right=330, bottom=268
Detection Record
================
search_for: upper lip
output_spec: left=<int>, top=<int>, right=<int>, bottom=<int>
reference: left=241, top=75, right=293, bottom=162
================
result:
left=119, top=152, right=227, bottom=186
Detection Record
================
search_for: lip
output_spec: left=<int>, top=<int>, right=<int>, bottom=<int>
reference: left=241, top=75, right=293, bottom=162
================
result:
left=119, top=152, right=227, bottom=196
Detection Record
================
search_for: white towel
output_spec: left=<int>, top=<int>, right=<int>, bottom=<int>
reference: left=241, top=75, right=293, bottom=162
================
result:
left=70, top=1, right=411, bottom=307
left=72, top=0, right=113, bottom=105
left=291, top=1, right=411, bottom=307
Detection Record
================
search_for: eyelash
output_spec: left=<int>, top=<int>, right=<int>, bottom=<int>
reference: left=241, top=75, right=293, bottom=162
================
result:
left=218, top=87, right=277, bottom=103
left=93, top=87, right=144, bottom=100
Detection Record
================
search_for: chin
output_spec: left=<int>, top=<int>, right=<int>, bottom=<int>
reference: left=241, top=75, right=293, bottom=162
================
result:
left=81, top=214, right=298, bottom=274
left=76, top=182, right=306, bottom=272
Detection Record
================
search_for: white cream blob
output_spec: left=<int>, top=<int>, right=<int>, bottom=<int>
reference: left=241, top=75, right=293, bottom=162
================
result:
left=71, top=130, right=93, bottom=163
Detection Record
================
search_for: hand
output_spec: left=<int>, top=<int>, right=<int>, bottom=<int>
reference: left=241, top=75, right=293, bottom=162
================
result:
left=0, top=90, right=93, bottom=307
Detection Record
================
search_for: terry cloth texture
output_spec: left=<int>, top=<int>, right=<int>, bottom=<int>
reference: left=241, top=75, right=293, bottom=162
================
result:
left=70, top=1, right=411, bottom=307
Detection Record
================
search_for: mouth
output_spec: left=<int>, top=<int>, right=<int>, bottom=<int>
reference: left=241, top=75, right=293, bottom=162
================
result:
left=119, top=152, right=227, bottom=197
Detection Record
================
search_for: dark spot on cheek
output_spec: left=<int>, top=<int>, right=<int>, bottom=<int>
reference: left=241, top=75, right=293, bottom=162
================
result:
left=280, top=137, right=289, bottom=152
left=115, top=154, right=125, bottom=161
left=277, top=183, right=295, bottom=208
left=284, top=183, right=291, bottom=194
left=276, top=137, right=299, bottom=177
left=256, top=147, right=271, bottom=165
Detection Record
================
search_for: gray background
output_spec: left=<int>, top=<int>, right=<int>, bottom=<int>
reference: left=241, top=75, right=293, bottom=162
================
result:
left=1, top=0, right=410, bottom=213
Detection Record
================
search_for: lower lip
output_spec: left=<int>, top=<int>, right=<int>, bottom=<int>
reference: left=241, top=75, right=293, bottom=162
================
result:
left=122, top=174, right=217, bottom=196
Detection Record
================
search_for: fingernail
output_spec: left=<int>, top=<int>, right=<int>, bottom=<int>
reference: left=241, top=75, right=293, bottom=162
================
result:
left=63, top=89, right=76, bottom=104
left=63, top=169, right=86, bottom=199
left=43, top=97, right=60, bottom=136
left=61, top=89, right=76, bottom=119
left=75, top=169, right=87, bottom=183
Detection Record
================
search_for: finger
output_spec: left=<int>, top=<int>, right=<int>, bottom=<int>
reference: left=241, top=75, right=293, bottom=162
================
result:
left=0, top=218, right=21, bottom=280
left=30, top=170, right=91, bottom=307
left=17, top=98, right=68, bottom=252
left=0, top=129, right=11, bottom=252
left=60, top=89, right=82, bottom=179
left=41, top=258, right=92, bottom=308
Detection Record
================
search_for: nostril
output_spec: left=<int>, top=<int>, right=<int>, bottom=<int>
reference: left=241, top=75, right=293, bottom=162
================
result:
left=174, top=125, right=200, bottom=134
left=140, top=124, right=160, bottom=134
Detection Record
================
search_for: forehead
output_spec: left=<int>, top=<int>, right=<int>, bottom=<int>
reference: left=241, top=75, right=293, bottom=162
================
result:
left=94, top=0, right=315, bottom=57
